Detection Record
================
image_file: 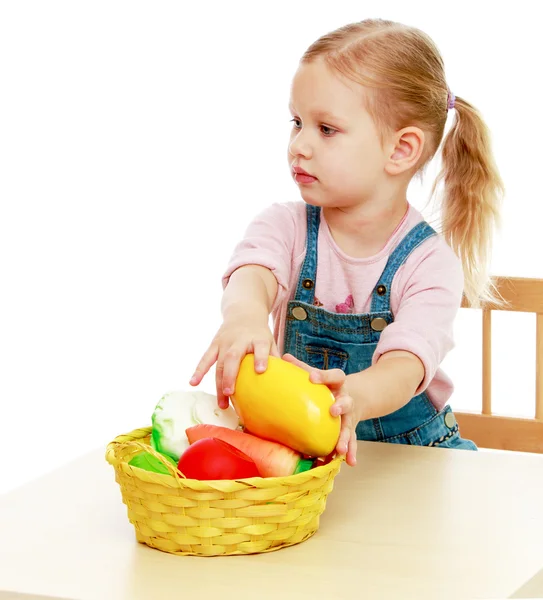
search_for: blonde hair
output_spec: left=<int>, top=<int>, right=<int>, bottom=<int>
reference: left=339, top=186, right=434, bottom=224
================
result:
left=301, top=19, right=504, bottom=308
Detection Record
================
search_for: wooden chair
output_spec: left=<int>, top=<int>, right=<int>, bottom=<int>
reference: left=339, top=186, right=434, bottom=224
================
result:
left=455, top=276, right=543, bottom=453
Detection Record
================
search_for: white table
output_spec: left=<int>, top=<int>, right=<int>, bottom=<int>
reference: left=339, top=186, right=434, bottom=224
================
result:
left=1, top=441, right=543, bottom=600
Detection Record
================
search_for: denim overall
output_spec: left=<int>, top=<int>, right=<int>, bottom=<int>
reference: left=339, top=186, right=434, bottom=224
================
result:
left=283, top=205, right=476, bottom=450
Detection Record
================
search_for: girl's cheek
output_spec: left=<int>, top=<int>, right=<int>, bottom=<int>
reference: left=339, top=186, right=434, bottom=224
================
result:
left=330, top=165, right=356, bottom=187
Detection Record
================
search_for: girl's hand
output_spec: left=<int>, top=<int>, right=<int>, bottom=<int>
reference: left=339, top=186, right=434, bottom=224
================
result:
left=189, top=318, right=280, bottom=409
left=282, top=353, right=358, bottom=467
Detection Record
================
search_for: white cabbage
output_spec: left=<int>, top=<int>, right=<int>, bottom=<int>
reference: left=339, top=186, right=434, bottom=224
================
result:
left=151, top=390, right=239, bottom=460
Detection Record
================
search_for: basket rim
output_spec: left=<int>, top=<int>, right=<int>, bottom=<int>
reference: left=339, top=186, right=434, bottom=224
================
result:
left=105, top=425, right=344, bottom=490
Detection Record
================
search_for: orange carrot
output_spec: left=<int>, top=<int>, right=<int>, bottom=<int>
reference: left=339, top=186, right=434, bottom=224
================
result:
left=185, top=424, right=313, bottom=477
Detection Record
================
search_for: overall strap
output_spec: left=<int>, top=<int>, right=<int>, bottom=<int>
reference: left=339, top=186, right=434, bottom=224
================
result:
left=370, top=221, right=437, bottom=313
left=294, top=204, right=321, bottom=304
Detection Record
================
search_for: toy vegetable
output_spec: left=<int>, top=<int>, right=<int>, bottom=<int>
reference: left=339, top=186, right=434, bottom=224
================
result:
left=128, top=451, right=177, bottom=475
left=151, top=390, right=239, bottom=460
left=231, top=354, right=340, bottom=457
left=177, top=438, right=260, bottom=480
left=185, top=424, right=314, bottom=477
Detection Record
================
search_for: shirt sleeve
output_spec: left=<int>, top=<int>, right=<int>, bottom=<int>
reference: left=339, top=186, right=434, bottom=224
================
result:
left=221, top=202, right=297, bottom=312
left=372, top=238, right=464, bottom=395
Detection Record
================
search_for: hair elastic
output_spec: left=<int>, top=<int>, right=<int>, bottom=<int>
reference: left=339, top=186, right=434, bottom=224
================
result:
left=447, top=89, right=456, bottom=111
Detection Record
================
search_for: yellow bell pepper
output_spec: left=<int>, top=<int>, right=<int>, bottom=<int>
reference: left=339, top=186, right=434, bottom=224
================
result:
left=231, top=354, right=341, bottom=457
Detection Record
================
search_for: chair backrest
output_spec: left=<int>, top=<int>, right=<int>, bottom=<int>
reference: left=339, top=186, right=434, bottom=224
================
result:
left=455, top=276, right=543, bottom=453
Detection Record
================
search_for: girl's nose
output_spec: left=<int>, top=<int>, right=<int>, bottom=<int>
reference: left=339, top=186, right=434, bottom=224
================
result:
left=288, top=131, right=312, bottom=159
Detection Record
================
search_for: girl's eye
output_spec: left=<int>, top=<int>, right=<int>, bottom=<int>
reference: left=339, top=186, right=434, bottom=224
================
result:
left=320, top=125, right=335, bottom=136
left=290, top=117, right=336, bottom=137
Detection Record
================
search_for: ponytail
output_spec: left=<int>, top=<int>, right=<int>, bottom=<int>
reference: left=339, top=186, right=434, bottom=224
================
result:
left=431, top=96, right=505, bottom=308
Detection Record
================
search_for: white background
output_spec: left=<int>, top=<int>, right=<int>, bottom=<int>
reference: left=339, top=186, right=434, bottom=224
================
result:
left=1, top=1, right=541, bottom=494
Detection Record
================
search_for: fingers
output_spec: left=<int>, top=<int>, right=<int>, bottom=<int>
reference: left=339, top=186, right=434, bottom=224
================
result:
left=215, top=391, right=230, bottom=410
left=330, top=391, right=353, bottom=418
left=190, top=321, right=278, bottom=412
left=190, top=345, right=219, bottom=386
left=282, top=353, right=310, bottom=371
left=336, top=415, right=352, bottom=456
left=194, top=336, right=277, bottom=411
left=332, top=397, right=358, bottom=467
left=310, top=368, right=346, bottom=388
left=214, top=360, right=230, bottom=410
left=281, top=353, right=323, bottom=383
left=282, top=354, right=346, bottom=388
left=336, top=421, right=357, bottom=467
left=222, top=338, right=275, bottom=393
left=346, top=430, right=358, bottom=467
left=217, top=393, right=230, bottom=410
left=253, top=339, right=273, bottom=373
left=220, top=346, right=245, bottom=396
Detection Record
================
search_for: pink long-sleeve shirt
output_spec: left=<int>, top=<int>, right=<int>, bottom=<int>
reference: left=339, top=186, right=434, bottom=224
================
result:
left=222, top=201, right=464, bottom=410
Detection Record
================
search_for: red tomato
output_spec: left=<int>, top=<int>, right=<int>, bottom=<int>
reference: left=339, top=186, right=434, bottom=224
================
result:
left=177, top=437, right=261, bottom=480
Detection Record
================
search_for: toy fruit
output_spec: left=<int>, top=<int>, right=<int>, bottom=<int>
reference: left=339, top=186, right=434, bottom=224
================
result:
left=231, top=354, right=340, bottom=457
left=177, top=437, right=260, bottom=481
left=185, top=424, right=313, bottom=478
left=128, top=451, right=177, bottom=475
left=151, top=390, right=239, bottom=460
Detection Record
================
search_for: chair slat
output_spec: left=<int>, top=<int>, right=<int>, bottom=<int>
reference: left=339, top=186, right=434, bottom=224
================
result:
left=536, top=313, right=543, bottom=420
left=455, top=412, right=543, bottom=454
left=462, top=276, right=543, bottom=312
left=482, top=310, right=492, bottom=415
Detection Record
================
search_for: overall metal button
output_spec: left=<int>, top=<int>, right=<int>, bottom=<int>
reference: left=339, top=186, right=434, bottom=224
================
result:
left=292, top=306, right=308, bottom=321
left=302, top=279, right=314, bottom=289
left=444, top=412, right=457, bottom=429
left=370, top=317, right=387, bottom=331
left=376, top=284, right=387, bottom=296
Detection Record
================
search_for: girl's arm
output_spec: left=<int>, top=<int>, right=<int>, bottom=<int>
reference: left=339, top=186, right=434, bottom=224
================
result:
left=191, top=264, right=279, bottom=407
left=192, top=203, right=296, bottom=405
left=347, top=350, right=425, bottom=421
left=221, top=264, right=277, bottom=324
left=347, top=236, right=464, bottom=420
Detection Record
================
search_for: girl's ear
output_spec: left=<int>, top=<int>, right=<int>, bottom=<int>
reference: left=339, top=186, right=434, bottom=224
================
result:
left=384, top=127, right=425, bottom=175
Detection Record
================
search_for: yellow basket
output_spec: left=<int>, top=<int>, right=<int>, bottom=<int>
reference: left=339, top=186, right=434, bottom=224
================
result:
left=105, top=426, right=343, bottom=557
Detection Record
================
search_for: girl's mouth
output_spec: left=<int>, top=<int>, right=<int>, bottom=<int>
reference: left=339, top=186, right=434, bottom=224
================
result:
left=295, top=173, right=318, bottom=184
left=292, top=165, right=318, bottom=184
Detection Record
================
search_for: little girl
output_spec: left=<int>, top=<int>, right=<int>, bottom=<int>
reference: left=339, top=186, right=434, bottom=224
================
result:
left=189, top=18, right=504, bottom=466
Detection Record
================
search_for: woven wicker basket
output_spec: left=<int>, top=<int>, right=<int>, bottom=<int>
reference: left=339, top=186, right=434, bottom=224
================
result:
left=105, top=426, right=343, bottom=557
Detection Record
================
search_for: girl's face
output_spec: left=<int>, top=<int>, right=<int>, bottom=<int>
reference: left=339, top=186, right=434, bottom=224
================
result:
left=288, top=58, right=390, bottom=208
